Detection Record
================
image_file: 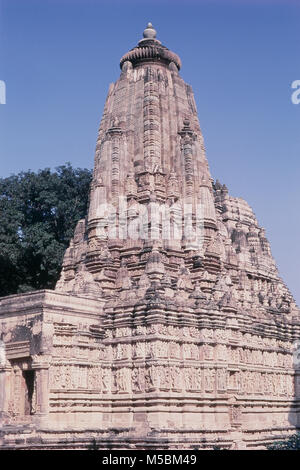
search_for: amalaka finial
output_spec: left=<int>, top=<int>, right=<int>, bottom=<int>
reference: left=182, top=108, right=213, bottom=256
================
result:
left=143, top=22, right=157, bottom=39
left=120, top=22, right=181, bottom=70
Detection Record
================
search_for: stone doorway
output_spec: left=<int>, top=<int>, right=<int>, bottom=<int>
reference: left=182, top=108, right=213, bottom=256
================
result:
left=7, top=360, right=35, bottom=420
left=23, top=369, right=35, bottom=415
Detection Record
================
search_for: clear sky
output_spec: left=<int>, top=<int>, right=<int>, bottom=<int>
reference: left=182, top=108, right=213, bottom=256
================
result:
left=0, top=0, right=299, bottom=304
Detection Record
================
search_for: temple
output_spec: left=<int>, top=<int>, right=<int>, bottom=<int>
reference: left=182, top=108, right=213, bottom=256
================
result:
left=0, top=24, right=300, bottom=450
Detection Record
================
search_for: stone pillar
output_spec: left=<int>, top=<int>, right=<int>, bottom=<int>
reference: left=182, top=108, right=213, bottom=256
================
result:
left=31, top=358, right=50, bottom=423
left=0, top=364, right=11, bottom=421
left=295, top=371, right=300, bottom=427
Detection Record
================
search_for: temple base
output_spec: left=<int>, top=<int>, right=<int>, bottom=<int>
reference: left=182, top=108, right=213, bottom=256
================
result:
left=0, top=290, right=299, bottom=450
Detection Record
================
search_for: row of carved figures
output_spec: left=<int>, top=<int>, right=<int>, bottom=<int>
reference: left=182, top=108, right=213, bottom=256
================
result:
left=48, top=364, right=295, bottom=397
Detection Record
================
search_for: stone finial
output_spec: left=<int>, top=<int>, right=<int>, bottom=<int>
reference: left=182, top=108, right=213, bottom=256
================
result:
left=214, top=179, right=222, bottom=191
left=120, top=22, right=181, bottom=70
left=222, top=184, right=228, bottom=194
left=143, top=22, right=157, bottom=39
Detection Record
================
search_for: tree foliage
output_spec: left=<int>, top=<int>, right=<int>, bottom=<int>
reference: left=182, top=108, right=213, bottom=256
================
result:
left=267, top=432, right=300, bottom=450
left=0, top=163, right=92, bottom=297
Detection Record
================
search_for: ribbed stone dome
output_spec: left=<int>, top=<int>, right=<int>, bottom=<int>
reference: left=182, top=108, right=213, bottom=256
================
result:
left=120, top=23, right=182, bottom=71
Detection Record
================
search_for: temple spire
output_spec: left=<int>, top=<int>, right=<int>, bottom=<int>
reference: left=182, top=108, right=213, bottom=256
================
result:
left=1, top=23, right=299, bottom=452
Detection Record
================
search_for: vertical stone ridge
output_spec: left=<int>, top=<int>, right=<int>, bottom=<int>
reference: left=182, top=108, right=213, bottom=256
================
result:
left=179, top=119, right=195, bottom=201
left=143, top=78, right=162, bottom=173
left=107, top=119, right=122, bottom=206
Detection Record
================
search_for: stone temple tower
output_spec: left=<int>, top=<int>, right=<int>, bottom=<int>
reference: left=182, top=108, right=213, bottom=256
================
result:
left=0, top=24, right=300, bottom=450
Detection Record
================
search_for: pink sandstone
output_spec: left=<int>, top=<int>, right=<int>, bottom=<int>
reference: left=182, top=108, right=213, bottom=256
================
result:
left=0, top=23, right=299, bottom=450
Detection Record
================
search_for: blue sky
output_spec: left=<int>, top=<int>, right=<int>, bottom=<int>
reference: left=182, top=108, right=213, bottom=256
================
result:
left=0, top=0, right=299, bottom=304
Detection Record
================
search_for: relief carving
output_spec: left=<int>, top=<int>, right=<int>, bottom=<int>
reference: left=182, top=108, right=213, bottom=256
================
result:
left=204, top=368, right=215, bottom=391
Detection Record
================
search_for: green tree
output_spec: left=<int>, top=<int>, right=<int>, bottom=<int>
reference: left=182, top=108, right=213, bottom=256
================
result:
left=0, top=163, right=92, bottom=297
left=267, top=432, right=300, bottom=450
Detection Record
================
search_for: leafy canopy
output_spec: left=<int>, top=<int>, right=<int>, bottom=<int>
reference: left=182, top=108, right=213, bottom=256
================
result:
left=0, top=163, right=92, bottom=296
left=267, top=432, right=300, bottom=450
